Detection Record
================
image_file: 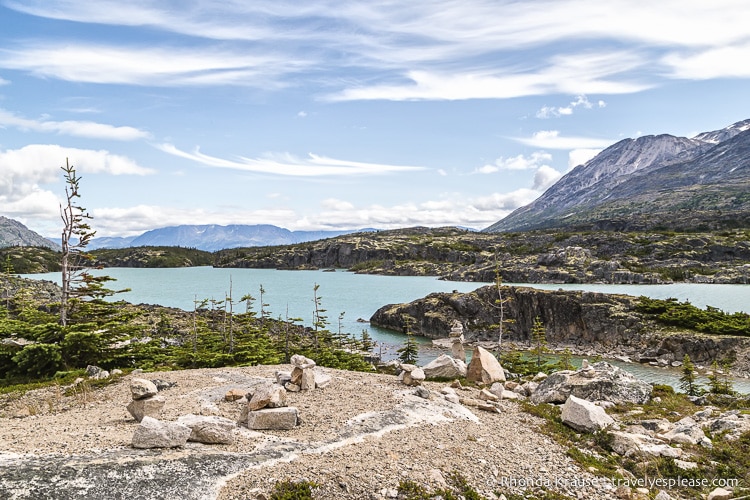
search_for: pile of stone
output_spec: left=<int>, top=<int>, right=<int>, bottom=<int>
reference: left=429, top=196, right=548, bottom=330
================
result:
left=397, top=364, right=425, bottom=386
left=238, top=382, right=299, bottom=430
left=275, top=354, right=332, bottom=392
left=127, top=378, right=165, bottom=422
left=127, top=376, right=237, bottom=449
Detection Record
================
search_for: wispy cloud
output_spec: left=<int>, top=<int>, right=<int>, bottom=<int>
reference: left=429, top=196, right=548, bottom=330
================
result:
left=0, top=109, right=150, bottom=140
left=0, top=43, right=308, bottom=87
left=2, top=1, right=749, bottom=99
left=513, top=130, right=614, bottom=150
left=157, top=143, right=427, bottom=176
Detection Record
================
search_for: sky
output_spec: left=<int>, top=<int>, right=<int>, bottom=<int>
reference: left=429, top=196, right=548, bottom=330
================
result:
left=1, top=1, right=750, bottom=240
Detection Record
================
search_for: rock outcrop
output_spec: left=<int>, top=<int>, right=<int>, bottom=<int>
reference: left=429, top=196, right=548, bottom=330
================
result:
left=370, top=285, right=750, bottom=374
left=530, top=362, right=652, bottom=405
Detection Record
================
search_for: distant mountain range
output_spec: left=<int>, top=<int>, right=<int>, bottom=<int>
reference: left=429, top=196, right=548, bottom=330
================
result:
left=86, top=224, right=375, bottom=251
left=485, top=118, right=750, bottom=232
left=0, top=216, right=60, bottom=250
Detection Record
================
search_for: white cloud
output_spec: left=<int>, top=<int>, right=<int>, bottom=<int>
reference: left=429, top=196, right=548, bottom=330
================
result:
left=0, top=109, right=150, bottom=140
left=514, top=130, right=614, bottom=149
left=0, top=43, right=308, bottom=87
left=663, top=42, right=750, bottom=79
left=157, top=143, right=427, bottom=176
left=536, top=95, right=606, bottom=118
left=0, top=145, right=156, bottom=235
left=533, top=165, right=562, bottom=190
left=477, top=152, right=552, bottom=174
left=568, top=149, right=602, bottom=169
left=3, top=2, right=749, bottom=100
left=321, top=198, right=355, bottom=211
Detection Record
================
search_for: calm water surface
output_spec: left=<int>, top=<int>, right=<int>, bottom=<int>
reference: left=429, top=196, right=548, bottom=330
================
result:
left=24, top=267, right=750, bottom=392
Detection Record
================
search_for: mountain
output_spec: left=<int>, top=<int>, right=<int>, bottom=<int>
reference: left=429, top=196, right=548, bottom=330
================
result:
left=88, top=224, right=374, bottom=251
left=0, top=216, right=61, bottom=250
left=485, top=118, right=750, bottom=232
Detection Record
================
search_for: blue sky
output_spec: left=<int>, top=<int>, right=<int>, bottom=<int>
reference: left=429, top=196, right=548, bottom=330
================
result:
left=1, top=1, right=749, bottom=239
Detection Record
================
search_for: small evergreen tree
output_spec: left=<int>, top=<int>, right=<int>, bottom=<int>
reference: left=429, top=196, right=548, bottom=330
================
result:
left=707, top=360, right=734, bottom=395
left=679, top=353, right=700, bottom=396
left=360, top=329, right=375, bottom=353
left=397, top=314, right=419, bottom=364
left=529, top=315, right=549, bottom=369
left=554, top=347, right=574, bottom=372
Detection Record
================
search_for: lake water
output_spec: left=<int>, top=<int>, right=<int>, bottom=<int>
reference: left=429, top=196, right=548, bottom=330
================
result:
left=24, top=267, right=750, bottom=392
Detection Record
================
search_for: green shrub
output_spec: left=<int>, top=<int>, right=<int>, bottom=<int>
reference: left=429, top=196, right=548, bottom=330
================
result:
left=12, top=343, right=64, bottom=378
left=61, top=331, right=105, bottom=368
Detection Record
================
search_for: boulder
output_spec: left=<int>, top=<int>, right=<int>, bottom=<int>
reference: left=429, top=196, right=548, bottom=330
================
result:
left=659, top=417, right=711, bottom=446
left=399, top=366, right=425, bottom=386
left=247, top=384, right=287, bottom=411
left=177, top=414, right=236, bottom=444
left=85, top=365, right=109, bottom=380
left=126, top=395, right=166, bottom=422
left=561, top=395, right=614, bottom=433
left=466, top=346, right=505, bottom=385
left=610, top=431, right=681, bottom=458
left=245, top=407, right=299, bottom=430
left=422, top=354, right=467, bottom=379
left=290, top=354, right=316, bottom=369
left=531, top=362, right=652, bottom=405
left=132, top=416, right=190, bottom=449
left=313, top=369, right=332, bottom=389
left=707, top=487, right=732, bottom=500
left=275, top=371, right=292, bottom=385
left=151, top=379, right=176, bottom=391
left=130, top=378, right=159, bottom=400
left=489, top=382, right=505, bottom=399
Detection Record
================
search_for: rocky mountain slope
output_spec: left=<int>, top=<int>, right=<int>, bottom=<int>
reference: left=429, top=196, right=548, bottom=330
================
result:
left=0, top=216, right=60, bottom=251
left=485, top=119, right=750, bottom=232
left=88, top=224, right=372, bottom=251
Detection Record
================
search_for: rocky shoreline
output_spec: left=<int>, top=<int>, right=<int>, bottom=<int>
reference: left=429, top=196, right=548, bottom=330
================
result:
left=370, top=285, right=750, bottom=377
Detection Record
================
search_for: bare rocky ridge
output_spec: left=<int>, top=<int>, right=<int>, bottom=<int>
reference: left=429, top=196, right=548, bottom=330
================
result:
left=0, top=365, right=620, bottom=500
left=485, top=119, right=750, bottom=233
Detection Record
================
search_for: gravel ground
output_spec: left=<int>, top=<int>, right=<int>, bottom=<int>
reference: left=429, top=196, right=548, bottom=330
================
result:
left=0, top=366, right=620, bottom=499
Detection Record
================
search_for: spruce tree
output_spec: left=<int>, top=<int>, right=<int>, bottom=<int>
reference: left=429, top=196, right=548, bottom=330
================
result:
left=679, top=354, right=700, bottom=396
left=397, top=314, right=419, bottom=364
left=529, top=315, right=549, bottom=369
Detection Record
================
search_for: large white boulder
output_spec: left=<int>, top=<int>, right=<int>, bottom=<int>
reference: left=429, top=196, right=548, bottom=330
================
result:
left=132, top=416, right=190, bottom=449
left=531, top=362, right=652, bottom=405
left=177, top=414, right=236, bottom=444
left=422, top=354, right=467, bottom=379
left=561, top=395, right=614, bottom=433
left=247, top=384, right=287, bottom=411
left=466, top=346, right=505, bottom=385
left=245, top=407, right=299, bottom=430
left=130, top=378, right=158, bottom=400
left=126, top=395, right=165, bottom=422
